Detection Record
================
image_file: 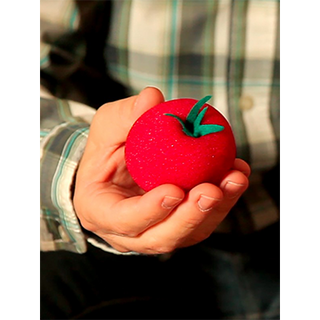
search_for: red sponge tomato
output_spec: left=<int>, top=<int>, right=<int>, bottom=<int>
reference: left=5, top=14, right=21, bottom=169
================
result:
left=125, top=95, right=236, bottom=191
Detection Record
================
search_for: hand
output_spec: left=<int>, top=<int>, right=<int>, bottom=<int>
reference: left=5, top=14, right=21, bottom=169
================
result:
left=74, top=87, right=250, bottom=254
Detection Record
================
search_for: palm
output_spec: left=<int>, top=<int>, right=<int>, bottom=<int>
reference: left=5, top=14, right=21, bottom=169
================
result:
left=103, top=145, right=145, bottom=197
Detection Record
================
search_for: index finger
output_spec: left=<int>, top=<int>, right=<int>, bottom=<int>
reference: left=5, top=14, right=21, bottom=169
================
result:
left=77, top=87, right=165, bottom=183
left=89, top=87, right=165, bottom=147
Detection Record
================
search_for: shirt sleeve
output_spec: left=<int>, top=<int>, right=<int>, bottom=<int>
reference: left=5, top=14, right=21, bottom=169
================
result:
left=40, top=97, right=91, bottom=253
left=40, top=97, right=141, bottom=255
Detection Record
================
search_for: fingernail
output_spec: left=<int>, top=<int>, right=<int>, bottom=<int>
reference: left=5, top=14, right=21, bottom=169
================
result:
left=224, top=181, right=246, bottom=199
left=134, top=86, right=159, bottom=108
left=162, top=196, right=183, bottom=210
left=198, top=195, right=220, bottom=212
left=145, top=85, right=161, bottom=90
left=145, top=86, right=165, bottom=100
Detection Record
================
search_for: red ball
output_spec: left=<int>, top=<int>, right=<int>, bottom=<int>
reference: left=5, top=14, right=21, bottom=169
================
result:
left=125, top=96, right=236, bottom=191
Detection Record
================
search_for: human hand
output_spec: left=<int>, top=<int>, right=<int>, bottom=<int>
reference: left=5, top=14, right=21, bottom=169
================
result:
left=74, top=87, right=250, bottom=254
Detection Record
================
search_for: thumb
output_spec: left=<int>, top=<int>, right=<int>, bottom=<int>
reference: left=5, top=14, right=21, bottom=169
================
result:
left=90, top=87, right=165, bottom=147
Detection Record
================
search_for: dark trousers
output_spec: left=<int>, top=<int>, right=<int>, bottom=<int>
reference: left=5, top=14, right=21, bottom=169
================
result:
left=41, top=223, right=280, bottom=319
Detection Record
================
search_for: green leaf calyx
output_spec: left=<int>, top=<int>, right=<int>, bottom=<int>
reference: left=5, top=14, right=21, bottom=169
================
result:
left=164, top=95, right=224, bottom=138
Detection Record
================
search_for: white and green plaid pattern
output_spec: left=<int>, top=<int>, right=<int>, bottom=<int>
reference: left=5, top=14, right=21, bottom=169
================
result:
left=106, top=0, right=280, bottom=170
left=40, top=0, right=280, bottom=253
left=40, top=98, right=89, bottom=253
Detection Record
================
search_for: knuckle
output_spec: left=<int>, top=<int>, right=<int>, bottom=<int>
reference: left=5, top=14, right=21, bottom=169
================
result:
left=181, top=217, right=202, bottom=232
left=114, top=224, right=140, bottom=238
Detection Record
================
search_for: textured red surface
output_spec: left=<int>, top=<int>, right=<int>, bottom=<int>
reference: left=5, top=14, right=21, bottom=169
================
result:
left=125, top=98, right=236, bottom=191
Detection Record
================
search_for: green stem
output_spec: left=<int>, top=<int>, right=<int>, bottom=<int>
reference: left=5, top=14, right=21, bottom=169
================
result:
left=165, top=96, right=224, bottom=138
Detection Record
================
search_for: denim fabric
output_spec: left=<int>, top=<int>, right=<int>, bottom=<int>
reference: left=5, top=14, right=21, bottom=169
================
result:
left=41, top=223, right=279, bottom=319
left=168, top=223, right=280, bottom=319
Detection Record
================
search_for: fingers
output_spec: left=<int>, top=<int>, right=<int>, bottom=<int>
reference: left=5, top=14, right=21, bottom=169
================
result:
left=232, top=158, right=251, bottom=177
left=99, top=184, right=185, bottom=237
left=104, top=183, right=224, bottom=254
left=76, top=87, right=165, bottom=183
left=142, top=183, right=224, bottom=247
left=102, top=170, right=249, bottom=254
left=131, top=86, right=165, bottom=123
left=180, top=170, right=249, bottom=247
left=90, top=87, right=165, bottom=147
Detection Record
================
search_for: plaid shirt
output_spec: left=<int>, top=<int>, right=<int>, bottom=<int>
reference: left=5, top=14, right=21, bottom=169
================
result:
left=40, top=0, right=280, bottom=253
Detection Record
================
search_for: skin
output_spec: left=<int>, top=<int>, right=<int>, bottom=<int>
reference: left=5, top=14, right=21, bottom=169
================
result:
left=74, top=87, right=251, bottom=254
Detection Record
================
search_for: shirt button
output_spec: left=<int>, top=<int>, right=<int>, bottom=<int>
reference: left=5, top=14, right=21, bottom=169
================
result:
left=239, top=95, right=254, bottom=111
